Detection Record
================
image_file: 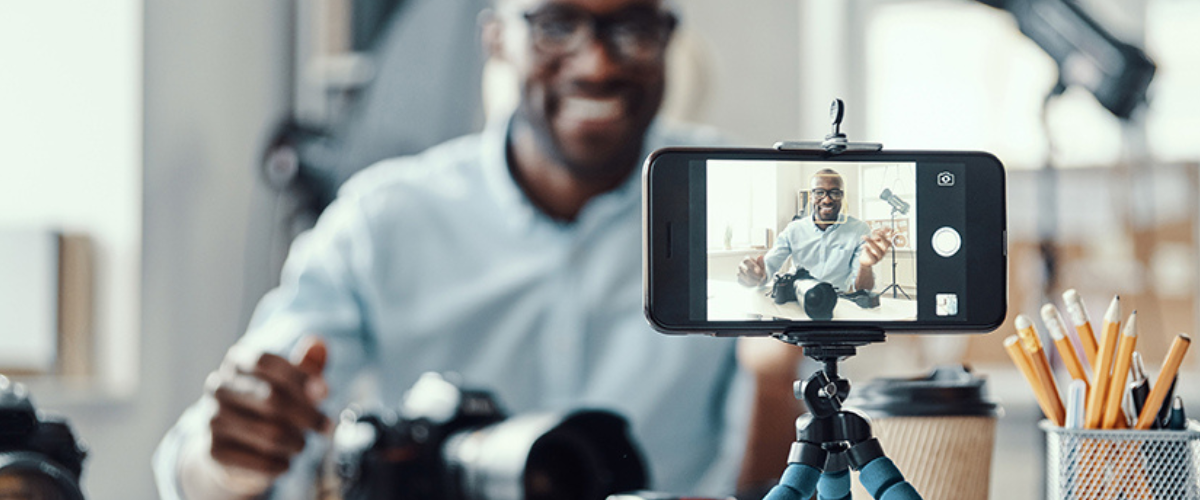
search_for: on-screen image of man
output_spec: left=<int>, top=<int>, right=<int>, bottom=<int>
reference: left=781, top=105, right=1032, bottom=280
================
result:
left=738, top=168, right=894, bottom=295
left=153, top=1, right=803, bottom=499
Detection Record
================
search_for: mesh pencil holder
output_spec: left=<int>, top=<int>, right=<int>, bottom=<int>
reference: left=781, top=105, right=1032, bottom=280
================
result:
left=1042, top=420, right=1200, bottom=500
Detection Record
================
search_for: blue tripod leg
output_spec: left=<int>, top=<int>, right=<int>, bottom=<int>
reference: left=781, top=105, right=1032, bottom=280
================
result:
left=762, top=463, right=821, bottom=500
left=816, top=469, right=850, bottom=500
left=857, top=456, right=922, bottom=500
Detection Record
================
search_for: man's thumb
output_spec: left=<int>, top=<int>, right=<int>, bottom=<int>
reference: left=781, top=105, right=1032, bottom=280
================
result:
left=290, top=336, right=327, bottom=377
left=756, top=255, right=765, bottom=266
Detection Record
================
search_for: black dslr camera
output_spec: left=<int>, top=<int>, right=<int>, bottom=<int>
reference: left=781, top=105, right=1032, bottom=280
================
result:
left=769, top=268, right=837, bottom=320
left=0, top=375, right=88, bottom=500
left=330, top=373, right=647, bottom=500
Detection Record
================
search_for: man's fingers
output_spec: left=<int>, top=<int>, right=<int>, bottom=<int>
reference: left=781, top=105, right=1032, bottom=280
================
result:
left=291, top=336, right=330, bottom=403
left=737, top=254, right=771, bottom=286
left=290, top=336, right=327, bottom=378
left=211, top=406, right=307, bottom=459
left=209, top=436, right=291, bottom=477
left=213, top=374, right=330, bottom=434
left=860, top=236, right=888, bottom=265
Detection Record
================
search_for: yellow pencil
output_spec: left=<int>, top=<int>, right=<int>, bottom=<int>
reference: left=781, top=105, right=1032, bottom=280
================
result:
left=1042, top=303, right=1090, bottom=394
left=1136, top=334, right=1192, bottom=429
left=1004, top=335, right=1064, bottom=425
left=1085, top=295, right=1121, bottom=429
left=1016, top=314, right=1065, bottom=426
left=1103, top=311, right=1139, bottom=429
left=1064, top=289, right=1100, bottom=369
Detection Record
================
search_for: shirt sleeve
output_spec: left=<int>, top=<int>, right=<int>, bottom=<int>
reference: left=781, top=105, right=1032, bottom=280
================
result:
left=761, top=225, right=795, bottom=280
left=845, top=221, right=872, bottom=291
left=153, top=192, right=378, bottom=500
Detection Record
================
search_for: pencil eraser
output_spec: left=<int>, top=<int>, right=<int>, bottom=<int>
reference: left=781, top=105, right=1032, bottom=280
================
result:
left=1062, top=289, right=1089, bottom=324
left=1041, top=304, right=1066, bottom=340
left=1016, top=314, right=1033, bottom=331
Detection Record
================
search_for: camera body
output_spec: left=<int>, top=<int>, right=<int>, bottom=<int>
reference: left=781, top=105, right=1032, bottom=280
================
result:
left=0, top=375, right=87, bottom=500
left=769, top=272, right=798, bottom=305
left=331, top=373, right=647, bottom=500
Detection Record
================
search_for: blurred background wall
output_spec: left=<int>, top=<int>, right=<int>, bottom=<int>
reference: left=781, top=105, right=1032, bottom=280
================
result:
left=1, top=0, right=1198, bottom=498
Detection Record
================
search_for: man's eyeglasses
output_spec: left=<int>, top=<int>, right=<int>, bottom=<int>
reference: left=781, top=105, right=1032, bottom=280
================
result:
left=811, top=189, right=844, bottom=201
left=522, top=5, right=677, bottom=64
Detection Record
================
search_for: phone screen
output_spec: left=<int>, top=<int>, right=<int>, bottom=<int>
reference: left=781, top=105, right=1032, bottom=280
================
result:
left=644, top=148, right=1005, bottom=335
left=704, top=159, right=922, bottom=322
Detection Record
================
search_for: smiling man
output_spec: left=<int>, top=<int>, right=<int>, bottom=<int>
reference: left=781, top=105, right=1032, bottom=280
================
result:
left=154, top=1, right=801, bottom=499
left=738, top=168, right=894, bottom=294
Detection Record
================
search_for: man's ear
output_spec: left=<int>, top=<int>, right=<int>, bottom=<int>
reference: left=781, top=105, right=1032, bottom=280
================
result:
left=480, top=9, right=507, bottom=62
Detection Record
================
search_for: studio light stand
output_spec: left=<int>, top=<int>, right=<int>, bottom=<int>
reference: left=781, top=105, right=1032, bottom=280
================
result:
left=764, top=100, right=923, bottom=500
left=879, top=207, right=909, bottom=300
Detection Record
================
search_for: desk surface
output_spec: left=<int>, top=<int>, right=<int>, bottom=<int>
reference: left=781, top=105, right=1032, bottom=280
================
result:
left=706, top=279, right=918, bottom=321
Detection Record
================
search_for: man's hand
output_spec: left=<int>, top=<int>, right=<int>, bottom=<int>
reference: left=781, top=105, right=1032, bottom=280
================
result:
left=859, top=227, right=894, bottom=268
left=205, top=336, right=331, bottom=478
left=738, top=255, right=768, bottom=287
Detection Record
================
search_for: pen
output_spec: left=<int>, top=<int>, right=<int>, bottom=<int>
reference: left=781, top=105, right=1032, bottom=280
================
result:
left=1103, top=311, right=1138, bottom=429
left=1129, top=352, right=1150, bottom=421
left=1157, top=377, right=1178, bottom=429
left=1085, top=295, right=1121, bottom=429
left=1004, top=335, right=1064, bottom=425
left=1043, top=303, right=1090, bottom=392
left=1016, top=314, right=1066, bottom=426
left=1120, top=388, right=1135, bottom=428
left=1167, top=396, right=1187, bottom=431
left=1066, top=379, right=1086, bottom=429
left=1063, top=289, right=1100, bottom=369
left=1136, top=334, right=1191, bottom=430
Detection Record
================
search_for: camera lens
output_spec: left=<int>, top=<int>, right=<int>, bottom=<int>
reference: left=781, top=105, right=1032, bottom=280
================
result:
left=0, top=455, right=84, bottom=500
left=441, top=411, right=645, bottom=500
left=524, top=431, right=600, bottom=500
left=0, top=470, right=68, bottom=500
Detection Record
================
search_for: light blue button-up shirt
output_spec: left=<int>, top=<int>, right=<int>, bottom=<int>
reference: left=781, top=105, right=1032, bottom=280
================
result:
left=153, top=117, right=750, bottom=498
left=762, top=215, right=871, bottom=292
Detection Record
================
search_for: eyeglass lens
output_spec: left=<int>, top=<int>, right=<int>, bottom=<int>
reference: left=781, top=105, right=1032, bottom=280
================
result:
left=524, top=6, right=675, bottom=62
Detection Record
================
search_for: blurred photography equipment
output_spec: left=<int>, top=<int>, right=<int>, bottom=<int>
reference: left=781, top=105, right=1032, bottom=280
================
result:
left=329, top=373, right=646, bottom=500
left=975, top=0, right=1155, bottom=119
left=0, top=375, right=87, bottom=500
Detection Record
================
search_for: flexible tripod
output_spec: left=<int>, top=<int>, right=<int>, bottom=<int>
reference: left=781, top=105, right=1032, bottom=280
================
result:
left=761, top=337, right=922, bottom=500
left=879, top=208, right=909, bottom=300
left=766, top=101, right=921, bottom=499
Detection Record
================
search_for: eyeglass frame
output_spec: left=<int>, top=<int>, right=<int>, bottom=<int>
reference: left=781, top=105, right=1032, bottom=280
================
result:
left=519, top=5, right=678, bottom=64
left=811, top=188, right=845, bottom=201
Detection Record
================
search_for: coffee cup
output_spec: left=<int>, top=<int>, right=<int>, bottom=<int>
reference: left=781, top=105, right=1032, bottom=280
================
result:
left=845, top=365, right=1001, bottom=500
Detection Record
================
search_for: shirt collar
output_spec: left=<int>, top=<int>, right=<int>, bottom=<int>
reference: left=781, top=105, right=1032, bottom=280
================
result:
left=805, top=212, right=850, bottom=233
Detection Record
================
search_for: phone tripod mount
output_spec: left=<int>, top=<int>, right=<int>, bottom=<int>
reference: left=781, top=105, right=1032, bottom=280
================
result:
left=762, top=332, right=921, bottom=500
left=774, top=99, right=883, bottom=155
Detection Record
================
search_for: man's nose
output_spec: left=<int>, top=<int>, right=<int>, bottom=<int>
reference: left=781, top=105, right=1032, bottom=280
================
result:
left=564, top=35, right=623, bottom=81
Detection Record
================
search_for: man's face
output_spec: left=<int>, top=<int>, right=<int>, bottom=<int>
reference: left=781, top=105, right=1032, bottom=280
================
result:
left=811, top=174, right=844, bottom=222
left=494, top=0, right=672, bottom=180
